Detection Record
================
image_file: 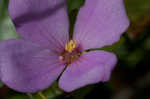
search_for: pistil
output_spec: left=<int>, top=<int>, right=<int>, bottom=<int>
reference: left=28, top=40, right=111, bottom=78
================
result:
left=59, top=40, right=81, bottom=64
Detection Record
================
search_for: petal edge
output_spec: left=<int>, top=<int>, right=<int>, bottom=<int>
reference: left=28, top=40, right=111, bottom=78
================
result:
left=59, top=51, right=117, bottom=92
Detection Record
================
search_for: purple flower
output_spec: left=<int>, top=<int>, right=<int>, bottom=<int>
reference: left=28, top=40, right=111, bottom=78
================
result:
left=0, top=0, right=129, bottom=93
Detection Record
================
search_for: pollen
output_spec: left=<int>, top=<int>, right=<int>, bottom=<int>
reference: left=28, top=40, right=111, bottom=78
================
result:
left=65, top=40, right=76, bottom=53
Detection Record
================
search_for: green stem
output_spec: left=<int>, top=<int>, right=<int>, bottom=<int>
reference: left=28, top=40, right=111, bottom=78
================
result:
left=27, top=93, right=34, bottom=99
left=38, top=91, right=46, bottom=99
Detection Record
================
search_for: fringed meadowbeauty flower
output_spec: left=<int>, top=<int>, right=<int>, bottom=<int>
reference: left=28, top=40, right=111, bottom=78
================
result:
left=0, top=0, right=129, bottom=93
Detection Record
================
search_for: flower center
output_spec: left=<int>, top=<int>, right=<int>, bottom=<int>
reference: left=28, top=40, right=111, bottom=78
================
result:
left=65, top=40, right=76, bottom=53
left=59, top=40, right=81, bottom=64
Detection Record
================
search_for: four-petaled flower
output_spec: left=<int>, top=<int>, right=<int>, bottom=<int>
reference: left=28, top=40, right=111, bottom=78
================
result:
left=0, top=0, right=129, bottom=93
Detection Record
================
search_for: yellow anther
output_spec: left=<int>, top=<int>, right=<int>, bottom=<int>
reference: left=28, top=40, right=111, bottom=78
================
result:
left=65, top=40, right=76, bottom=53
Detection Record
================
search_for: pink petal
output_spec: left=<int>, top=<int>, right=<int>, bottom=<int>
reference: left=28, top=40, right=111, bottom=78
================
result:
left=59, top=51, right=117, bottom=92
left=0, top=39, right=65, bottom=93
left=9, top=0, right=69, bottom=52
left=73, top=0, right=129, bottom=50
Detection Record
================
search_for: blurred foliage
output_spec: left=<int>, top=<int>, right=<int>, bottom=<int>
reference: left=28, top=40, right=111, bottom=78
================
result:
left=0, top=81, right=3, bottom=88
left=0, top=0, right=19, bottom=42
left=0, top=0, right=150, bottom=99
left=124, top=0, right=150, bottom=21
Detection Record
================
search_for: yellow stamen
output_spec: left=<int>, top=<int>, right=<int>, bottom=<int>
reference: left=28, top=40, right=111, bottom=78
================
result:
left=65, top=40, right=76, bottom=53
left=38, top=92, right=46, bottom=99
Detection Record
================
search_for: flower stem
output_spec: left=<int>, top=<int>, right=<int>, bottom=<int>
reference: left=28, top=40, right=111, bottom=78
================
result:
left=38, top=91, right=46, bottom=99
left=27, top=93, right=34, bottom=99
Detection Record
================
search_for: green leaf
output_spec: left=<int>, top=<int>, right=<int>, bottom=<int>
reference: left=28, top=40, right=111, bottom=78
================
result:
left=0, top=0, right=19, bottom=42
left=100, top=36, right=126, bottom=53
left=67, top=0, right=85, bottom=12
left=10, top=94, right=28, bottom=99
left=0, top=81, right=3, bottom=88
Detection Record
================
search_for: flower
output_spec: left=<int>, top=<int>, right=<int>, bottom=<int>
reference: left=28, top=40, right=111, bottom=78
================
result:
left=0, top=0, right=129, bottom=93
